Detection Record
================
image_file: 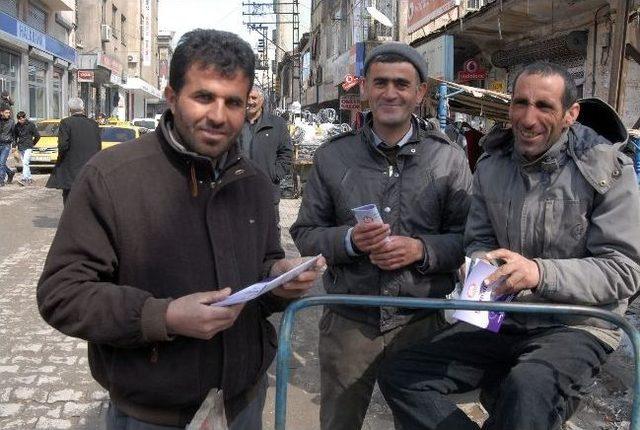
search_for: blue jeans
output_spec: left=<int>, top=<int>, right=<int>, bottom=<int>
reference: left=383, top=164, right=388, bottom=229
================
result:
left=105, top=375, right=268, bottom=430
left=20, top=148, right=32, bottom=180
left=0, top=144, right=12, bottom=183
left=378, top=322, right=609, bottom=430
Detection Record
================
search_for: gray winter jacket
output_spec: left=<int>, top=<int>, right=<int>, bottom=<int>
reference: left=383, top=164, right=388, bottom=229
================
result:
left=465, top=99, right=640, bottom=349
left=291, top=115, right=472, bottom=331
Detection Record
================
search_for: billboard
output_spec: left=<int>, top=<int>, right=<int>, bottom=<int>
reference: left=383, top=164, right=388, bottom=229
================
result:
left=407, top=0, right=456, bottom=33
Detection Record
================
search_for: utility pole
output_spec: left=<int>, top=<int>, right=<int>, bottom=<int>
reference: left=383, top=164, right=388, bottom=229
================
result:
left=242, top=1, right=300, bottom=109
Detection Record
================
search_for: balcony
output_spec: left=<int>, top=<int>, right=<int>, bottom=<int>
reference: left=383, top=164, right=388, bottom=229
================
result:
left=39, top=0, right=74, bottom=12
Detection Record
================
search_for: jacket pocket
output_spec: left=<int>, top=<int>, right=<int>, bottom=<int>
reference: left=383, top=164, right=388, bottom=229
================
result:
left=542, top=199, right=589, bottom=258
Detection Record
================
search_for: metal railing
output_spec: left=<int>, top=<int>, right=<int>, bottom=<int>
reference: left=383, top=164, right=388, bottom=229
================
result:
left=275, top=295, right=640, bottom=430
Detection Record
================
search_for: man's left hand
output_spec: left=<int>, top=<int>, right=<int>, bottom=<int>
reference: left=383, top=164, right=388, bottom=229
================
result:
left=270, top=256, right=326, bottom=299
left=369, top=236, right=424, bottom=271
left=483, top=249, right=540, bottom=295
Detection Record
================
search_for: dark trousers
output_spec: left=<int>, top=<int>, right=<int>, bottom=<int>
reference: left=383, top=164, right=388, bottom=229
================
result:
left=62, top=189, right=70, bottom=205
left=319, top=309, right=446, bottom=430
left=105, top=375, right=268, bottom=430
left=378, top=322, right=609, bottom=430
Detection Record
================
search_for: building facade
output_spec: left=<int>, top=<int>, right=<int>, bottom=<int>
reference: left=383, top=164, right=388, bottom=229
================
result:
left=75, top=0, right=161, bottom=120
left=0, top=0, right=77, bottom=120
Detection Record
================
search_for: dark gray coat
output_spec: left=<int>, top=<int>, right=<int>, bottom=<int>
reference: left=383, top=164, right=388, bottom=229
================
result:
left=46, top=114, right=101, bottom=190
left=291, top=115, right=472, bottom=331
left=240, top=111, right=292, bottom=203
left=465, top=99, right=640, bottom=349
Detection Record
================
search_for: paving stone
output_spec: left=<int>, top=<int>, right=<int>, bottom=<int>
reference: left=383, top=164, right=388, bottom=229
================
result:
left=11, top=355, right=43, bottom=364
left=49, top=355, right=78, bottom=365
left=0, top=388, right=11, bottom=402
left=1, top=418, right=38, bottom=429
left=90, top=390, right=109, bottom=401
left=35, top=417, right=72, bottom=429
left=11, top=344, right=42, bottom=353
left=0, top=365, right=19, bottom=373
left=0, top=403, right=23, bottom=417
left=10, top=375, right=37, bottom=384
left=48, top=389, right=84, bottom=403
left=36, top=375, right=63, bottom=385
left=62, top=401, right=100, bottom=417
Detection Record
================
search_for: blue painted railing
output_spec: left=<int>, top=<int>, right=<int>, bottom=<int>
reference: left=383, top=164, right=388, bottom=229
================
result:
left=275, top=295, right=640, bottom=430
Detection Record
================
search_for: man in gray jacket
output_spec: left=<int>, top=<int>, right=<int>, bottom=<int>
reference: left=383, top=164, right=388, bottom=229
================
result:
left=379, top=61, right=640, bottom=430
left=290, top=42, right=472, bottom=430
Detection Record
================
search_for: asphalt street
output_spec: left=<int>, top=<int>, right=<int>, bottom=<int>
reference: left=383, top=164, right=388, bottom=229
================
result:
left=0, top=174, right=635, bottom=429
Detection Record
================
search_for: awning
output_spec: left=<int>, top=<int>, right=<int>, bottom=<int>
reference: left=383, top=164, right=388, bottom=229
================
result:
left=427, top=77, right=511, bottom=122
left=124, top=77, right=163, bottom=99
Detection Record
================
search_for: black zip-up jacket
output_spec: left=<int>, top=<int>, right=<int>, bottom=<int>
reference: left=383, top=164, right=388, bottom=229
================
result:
left=0, top=117, right=14, bottom=146
left=37, top=111, right=289, bottom=426
left=14, top=120, right=40, bottom=151
left=291, top=114, right=472, bottom=331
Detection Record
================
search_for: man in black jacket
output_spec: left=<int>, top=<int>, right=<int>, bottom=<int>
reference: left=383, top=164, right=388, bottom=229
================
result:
left=14, top=111, right=40, bottom=186
left=37, top=29, right=323, bottom=430
left=0, top=104, right=16, bottom=186
left=240, top=85, right=292, bottom=224
left=45, top=97, right=101, bottom=204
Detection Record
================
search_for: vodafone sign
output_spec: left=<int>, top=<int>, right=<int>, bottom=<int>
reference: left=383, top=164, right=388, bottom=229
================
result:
left=458, top=59, right=487, bottom=81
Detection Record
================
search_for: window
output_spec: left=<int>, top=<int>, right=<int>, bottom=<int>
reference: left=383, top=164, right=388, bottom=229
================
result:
left=121, top=14, right=126, bottom=45
left=27, top=2, right=47, bottom=33
left=0, top=49, right=20, bottom=109
left=52, top=68, right=63, bottom=119
left=101, top=0, right=107, bottom=24
left=0, top=0, right=18, bottom=17
left=28, top=59, right=47, bottom=120
left=111, top=5, right=117, bottom=38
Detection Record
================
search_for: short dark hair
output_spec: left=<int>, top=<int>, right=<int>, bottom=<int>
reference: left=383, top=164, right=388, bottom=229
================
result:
left=169, top=29, right=255, bottom=94
left=512, top=61, right=578, bottom=110
left=16, top=111, right=26, bottom=119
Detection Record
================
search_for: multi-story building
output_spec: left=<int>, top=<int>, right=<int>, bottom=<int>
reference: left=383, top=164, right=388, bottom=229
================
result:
left=75, top=0, right=161, bottom=120
left=0, top=0, right=77, bottom=119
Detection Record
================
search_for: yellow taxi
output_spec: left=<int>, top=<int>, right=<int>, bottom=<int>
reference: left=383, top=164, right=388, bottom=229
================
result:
left=100, top=124, right=145, bottom=149
left=29, top=120, right=61, bottom=169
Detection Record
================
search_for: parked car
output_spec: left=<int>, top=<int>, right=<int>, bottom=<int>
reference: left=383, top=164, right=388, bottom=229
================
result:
left=100, top=125, right=145, bottom=149
left=29, top=119, right=61, bottom=169
left=132, top=117, right=158, bottom=130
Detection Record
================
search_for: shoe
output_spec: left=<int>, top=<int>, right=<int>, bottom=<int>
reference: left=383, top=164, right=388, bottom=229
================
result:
left=0, top=182, right=4, bottom=187
left=17, top=179, right=25, bottom=186
left=27, top=179, right=34, bottom=185
left=6, top=170, right=14, bottom=184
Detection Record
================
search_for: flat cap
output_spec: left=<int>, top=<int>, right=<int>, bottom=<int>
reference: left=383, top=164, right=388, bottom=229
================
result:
left=363, top=42, right=428, bottom=82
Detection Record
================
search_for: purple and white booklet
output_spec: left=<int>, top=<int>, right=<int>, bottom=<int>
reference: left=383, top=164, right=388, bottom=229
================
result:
left=453, top=259, right=516, bottom=333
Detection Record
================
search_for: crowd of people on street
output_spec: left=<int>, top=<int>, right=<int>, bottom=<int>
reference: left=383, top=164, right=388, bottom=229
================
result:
left=10, top=27, right=635, bottom=430
left=0, top=98, right=40, bottom=187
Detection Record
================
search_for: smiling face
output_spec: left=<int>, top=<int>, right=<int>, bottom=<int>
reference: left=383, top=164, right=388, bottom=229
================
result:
left=509, top=72, right=580, bottom=160
left=361, top=61, right=427, bottom=132
left=165, top=63, right=250, bottom=160
left=246, top=88, right=264, bottom=118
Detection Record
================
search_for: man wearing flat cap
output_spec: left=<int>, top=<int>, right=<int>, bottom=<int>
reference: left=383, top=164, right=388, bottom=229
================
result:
left=291, top=42, right=472, bottom=429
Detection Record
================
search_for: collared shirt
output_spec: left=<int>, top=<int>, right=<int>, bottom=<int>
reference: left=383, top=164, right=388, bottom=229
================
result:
left=344, top=123, right=416, bottom=257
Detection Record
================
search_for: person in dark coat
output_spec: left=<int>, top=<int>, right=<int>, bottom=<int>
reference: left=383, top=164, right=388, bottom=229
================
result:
left=46, top=97, right=101, bottom=204
left=240, top=85, right=292, bottom=224
left=0, top=104, right=16, bottom=186
left=14, top=111, right=40, bottom=186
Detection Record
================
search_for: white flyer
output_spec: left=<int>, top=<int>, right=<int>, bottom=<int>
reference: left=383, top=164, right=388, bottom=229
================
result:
left=351, top=204, right=383, bottom=224
left=212, top=255, right=322, bottom=307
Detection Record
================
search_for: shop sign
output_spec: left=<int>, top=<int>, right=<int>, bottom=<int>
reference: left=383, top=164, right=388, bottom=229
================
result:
left=98, top=53, right=123, bottom=75
left=0, top=11, right=77, bottom=64
left=408, top=0, right=456, bottom=33
left=77, top=70, right=94, bottom=83
left=340, top=95, right=361, bottom=110
left=489, top=81, right=506, bottom=93
left=342, top=74, right=361, bottom=91
left=458, top=59, right=487, bottom=81
left=142, top=0, right=152, bottom=66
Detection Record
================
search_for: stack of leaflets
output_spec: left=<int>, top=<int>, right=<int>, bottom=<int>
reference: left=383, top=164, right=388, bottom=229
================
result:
left=453, top=258, right=517, bottom=332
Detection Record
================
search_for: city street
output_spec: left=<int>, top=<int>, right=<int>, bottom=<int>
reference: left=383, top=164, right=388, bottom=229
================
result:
left=0, top=174, right=636, bottom=429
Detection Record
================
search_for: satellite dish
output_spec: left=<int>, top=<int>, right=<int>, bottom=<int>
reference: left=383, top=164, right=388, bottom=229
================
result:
left=366, top=6, right=393, bottom=28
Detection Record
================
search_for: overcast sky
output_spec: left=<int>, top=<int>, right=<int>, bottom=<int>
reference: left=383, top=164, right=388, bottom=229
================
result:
left=158, top=0, right=311, bottom=50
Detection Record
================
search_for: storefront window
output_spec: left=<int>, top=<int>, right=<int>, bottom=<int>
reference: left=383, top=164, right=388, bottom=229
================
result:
left=0, top=49, right=20, bottom=109
left=52, top=68, right=63, bottom=119
left=27, top=3, right=47, bottom=32
left=0, top=0, right=18, bottom=17
left=28, top=59, right=46, bottom=120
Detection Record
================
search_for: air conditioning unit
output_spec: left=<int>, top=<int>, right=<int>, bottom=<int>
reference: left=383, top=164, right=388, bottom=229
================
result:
left=127, top=53, right=139, bottom=63
left=100, top=24, right=112, bottom=42
left=467, top=0, right=484, bottom=11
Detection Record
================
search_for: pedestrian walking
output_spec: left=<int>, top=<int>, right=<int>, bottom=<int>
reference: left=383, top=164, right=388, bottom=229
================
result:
left=240, top=84, right=292, bottom=225
left=290, top=42, right=472, bottom=430
left=37, top=29, right=324, bottom=430
left=378, top=61, right=640, bottom=430
left=45, top=97, right=101, bottom=204
left=14, top=111, right=40, bottom=186
left=0, top=104, right=16, bottom=186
